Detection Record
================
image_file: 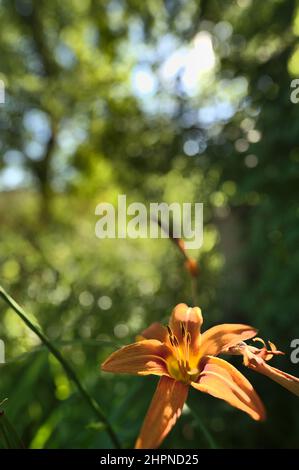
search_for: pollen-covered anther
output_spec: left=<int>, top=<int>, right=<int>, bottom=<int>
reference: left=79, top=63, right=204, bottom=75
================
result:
left=173, top=336, right=179, bottom=348
left=184, top=332, right=191, bottom=368
left=166, top=323, right=195, bottom=380
left=166, top=325, right=173, bottom=338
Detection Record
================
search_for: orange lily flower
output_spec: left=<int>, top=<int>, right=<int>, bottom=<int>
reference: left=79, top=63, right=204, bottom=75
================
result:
left=224, top=338, right=299, bottom=397
left=101, top=303, right=266, bottom=449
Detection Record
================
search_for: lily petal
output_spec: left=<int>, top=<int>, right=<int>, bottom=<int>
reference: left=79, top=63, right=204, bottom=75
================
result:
left=138, top=322, right=168, bottom=343
left=248, top=361, right=299, bottom=397
left=135, top=376, right=189, bottom=449
left=169, top=303, right=203, bottom=354
left=101, top=340, right=171, bottom=376
left=192, top=356, right=265, bottom=421
left=199, top=324, right=257, bottom=358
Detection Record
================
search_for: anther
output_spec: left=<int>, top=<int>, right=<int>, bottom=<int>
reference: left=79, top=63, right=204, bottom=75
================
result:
left=167, top=326, right=173, bottom=338
left=180, top=322, right=186, bottom=338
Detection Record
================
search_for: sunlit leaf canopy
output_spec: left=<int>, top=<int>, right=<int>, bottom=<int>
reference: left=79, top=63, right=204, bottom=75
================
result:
left=0, top=0, right=299, bottom=449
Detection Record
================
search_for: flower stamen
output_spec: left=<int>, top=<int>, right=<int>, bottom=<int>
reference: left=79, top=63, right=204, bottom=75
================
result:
left=166, top=322, right=196, bottom=382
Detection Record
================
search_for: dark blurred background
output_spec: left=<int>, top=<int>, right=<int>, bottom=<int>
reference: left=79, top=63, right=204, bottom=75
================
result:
left=0, top=0, right=299, bottom=449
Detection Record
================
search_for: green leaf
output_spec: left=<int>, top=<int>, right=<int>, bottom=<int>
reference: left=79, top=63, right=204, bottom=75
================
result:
left=0, top=411, right=24, bottom=449
left=0, top=285, right=120, bottom=449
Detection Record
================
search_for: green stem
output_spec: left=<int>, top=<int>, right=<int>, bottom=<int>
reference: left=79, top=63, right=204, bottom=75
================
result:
left=0, top=286, right=121, bottom=449
left=0, top=411, right=24, bottom=449
left=190, top=406, right=218, bottom=449
left=0, top=414, right=12, bottom=449
left=3, top=339, right=122, bottom=366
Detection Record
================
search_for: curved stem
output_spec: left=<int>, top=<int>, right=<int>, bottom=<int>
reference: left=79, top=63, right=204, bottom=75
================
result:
left=0, top=286, right=121, bottom=449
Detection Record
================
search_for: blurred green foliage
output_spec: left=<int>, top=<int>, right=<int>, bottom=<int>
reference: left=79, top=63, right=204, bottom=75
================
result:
left=0, top=0, right=299, bottom=449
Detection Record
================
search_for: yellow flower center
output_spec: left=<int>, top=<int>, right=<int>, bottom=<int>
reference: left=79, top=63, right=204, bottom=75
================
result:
left=166, top=324, right=200, bottom=384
